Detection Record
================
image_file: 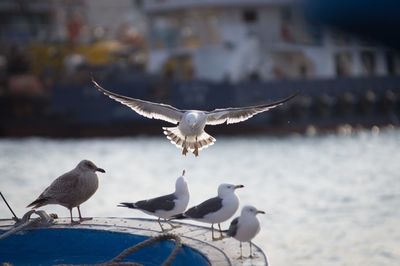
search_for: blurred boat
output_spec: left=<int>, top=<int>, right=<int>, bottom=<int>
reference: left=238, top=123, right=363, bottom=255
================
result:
left=0, top=74, right=399, bottom=137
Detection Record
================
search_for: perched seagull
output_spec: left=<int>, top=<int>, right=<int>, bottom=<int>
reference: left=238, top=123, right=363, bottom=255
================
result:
left=92, top=78, right=297, bottom=156
left=27, top=160, right=105, bottom=224
left=227, top=205, right=265, bottom=259
left=118, top=170, right=189, bottom=232
left=172, top=183, right=243, bottom=240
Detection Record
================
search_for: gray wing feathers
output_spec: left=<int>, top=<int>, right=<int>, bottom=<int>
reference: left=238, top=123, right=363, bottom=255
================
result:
left=42, top=170, right=80, bottom=198
left=28, top=170, right=79, bottom=207
left=185, top=197, right=223, bottom=219
left=134, top=193, right=177, bottom=212
left=92, top=79, right=183, bottom=124
left=227, top=217, right=240, bottom=237
left=206, top=92, right=298, bottom=125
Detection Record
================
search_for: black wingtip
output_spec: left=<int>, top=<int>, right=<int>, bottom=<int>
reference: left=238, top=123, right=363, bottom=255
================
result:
left=170, top=213, right=186, bottom=220
left=118, top=202, right=136, bottom=209
left=259, top=90, right=300, bottom=108
left=26, top=197, right=48, bottom=209
left=91, top=76, right=99, bottom=87
left=286, top=90, right=300, bottom=102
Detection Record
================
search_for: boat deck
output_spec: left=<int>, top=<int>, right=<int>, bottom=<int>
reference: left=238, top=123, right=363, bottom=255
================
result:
left=0, top=217, right=268, bottom=266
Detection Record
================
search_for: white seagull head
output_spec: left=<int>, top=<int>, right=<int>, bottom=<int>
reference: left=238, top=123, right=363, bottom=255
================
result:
left=77, top=159, right=106, bottom=173
left=218, top=183, right=244, bottom=197
left=185, top=112, right=199, bottom=129
left=175, top=169, right=189, bottom=195
left=241, top=205, right=265, bottom=217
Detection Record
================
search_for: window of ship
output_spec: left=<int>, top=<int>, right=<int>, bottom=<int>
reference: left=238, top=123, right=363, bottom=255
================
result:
left=280, top=7, right=293, bottom=42
left=242, top=10, right=258, bottom=23
left=384, top=51, right=400, bottom=75
left=361, top=51, right=376, bottom=76
left=335, top=52, right=353, bottom=77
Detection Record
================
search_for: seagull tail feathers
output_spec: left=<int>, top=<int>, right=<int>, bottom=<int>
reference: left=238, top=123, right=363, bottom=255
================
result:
left=163, top=127, right=216, bottom=153
left=170, top=213, right=186, bottom=220
left=118, top=202, right=137, bottom=209
left=27, top=197, right=50, bottom=209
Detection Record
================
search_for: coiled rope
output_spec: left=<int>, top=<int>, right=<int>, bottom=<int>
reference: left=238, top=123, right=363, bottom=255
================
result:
left=0, top=206, right=182, bottom=266
left=106, top=233, right=182, bottom=266
left=58, top=233, right=182, bottom=266
left=0, top=210, right=55, bottom=240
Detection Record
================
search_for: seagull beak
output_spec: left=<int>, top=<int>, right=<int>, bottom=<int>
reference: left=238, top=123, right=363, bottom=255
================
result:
left=96, top=168, right=106, bottom=173
left=256, top=210, right=266, bottom=215
left=235, top=185, right=244, bottom=189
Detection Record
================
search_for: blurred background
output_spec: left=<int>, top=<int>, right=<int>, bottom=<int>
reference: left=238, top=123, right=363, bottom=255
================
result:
left=0, top=0, right=399, bottom=265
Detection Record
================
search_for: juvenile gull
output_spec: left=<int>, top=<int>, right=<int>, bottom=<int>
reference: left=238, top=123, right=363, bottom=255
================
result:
left=172, top=183, right=243, bottom=240
left=118, top=170, right=189, bottom=232
left=27, top=160, right=105, bottom=224
left=227, top=205, right=265, bottom=259
left=92, top=78, right=297, bottom=156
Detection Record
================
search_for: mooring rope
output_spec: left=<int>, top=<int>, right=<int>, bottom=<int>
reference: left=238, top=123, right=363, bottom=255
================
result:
left=0, top=206, right=181, bottom=266
left=57, top=233, right=182, bottom=266
left=103, top=234, right=182, bottom=266
left=0, top=218, right=38, bottom=240
left=0, top=210, right=55, bottom=241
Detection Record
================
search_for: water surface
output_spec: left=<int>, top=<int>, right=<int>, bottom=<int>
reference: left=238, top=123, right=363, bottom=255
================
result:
left=0, top=130, right=399, bottom=266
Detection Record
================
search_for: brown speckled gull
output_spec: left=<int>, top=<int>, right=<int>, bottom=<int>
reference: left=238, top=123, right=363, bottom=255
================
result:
left=27, top=159, right=105, bottom=224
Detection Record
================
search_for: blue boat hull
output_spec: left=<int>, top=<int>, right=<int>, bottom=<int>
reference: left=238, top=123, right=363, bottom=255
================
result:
left=0, top=228, right=209, bottom=266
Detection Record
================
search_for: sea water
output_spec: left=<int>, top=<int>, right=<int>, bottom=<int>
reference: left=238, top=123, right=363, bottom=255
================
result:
left=0, top=129, right=399, bottom=266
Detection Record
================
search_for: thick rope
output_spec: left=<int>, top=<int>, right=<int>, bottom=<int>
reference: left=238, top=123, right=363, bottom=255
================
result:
left=57, top=233, right=182, bottom=266
left=0, top=210, right=55, bottom=241
left=0, top=218, right=39, bottom=240
left=1, top=212, right=181, bottom=266
left=107, top=233, right=182, bottom=266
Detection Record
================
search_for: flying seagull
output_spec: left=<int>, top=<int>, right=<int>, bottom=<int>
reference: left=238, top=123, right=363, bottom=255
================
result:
left=172, top=183, right=243, bottom=240
left=92, top=78, right=297, bottom=156
left=227, top=205, right=265, bottom=259
left=27, top=160, right=105, bottom=224
left=118, top=170, right=189, bottom=232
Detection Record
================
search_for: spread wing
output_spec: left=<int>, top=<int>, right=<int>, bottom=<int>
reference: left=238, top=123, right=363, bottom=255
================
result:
left=206, top=92, right=298, bottom=125
left=92, top=79, right=184, bottom=124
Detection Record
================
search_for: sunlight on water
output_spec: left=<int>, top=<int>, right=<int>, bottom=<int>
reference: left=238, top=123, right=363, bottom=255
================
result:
left=1, top=129, right=399, bottom=266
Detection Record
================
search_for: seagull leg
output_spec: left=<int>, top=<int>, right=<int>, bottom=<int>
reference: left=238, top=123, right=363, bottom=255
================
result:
left=157, top=217, right=166, bottom=232
left=182, top=137, right=188, bottom=156
left=237, top=242, right=243, bottom=260
left=193, top=136, right=199, bottom=157
left=77, top=205, right=92, bottom=222
left=69, top=208, right=79, bottom=225
left=166, top=219, right=181, bottom=230
left=159, top=219, right=173, bottom=232
left=211, top=224, right=222, bottom=241
left=215, top=223, right=225, bottom=240
left=249, top=242, right=257, bottom=258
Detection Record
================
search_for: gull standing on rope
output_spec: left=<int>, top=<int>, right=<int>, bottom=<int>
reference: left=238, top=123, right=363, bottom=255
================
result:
left=27, top=160, right=105, bottom=224
left=118, top=170, right=189, bottom=232
left=227, top=205, right=265, bottom=259
left=172, top=183, right=243, bottom=240
left=92, top=79, right=297, bottom=156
